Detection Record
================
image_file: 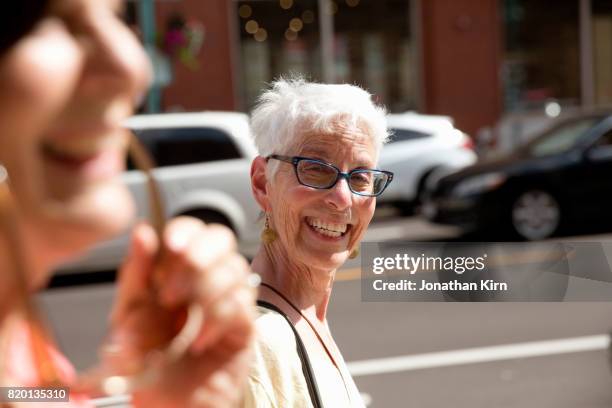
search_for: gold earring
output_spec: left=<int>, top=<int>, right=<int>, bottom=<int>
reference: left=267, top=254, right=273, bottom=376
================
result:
left=261, top=213, right=277, bottom=244
left=349, top=247, right=360, bottom=259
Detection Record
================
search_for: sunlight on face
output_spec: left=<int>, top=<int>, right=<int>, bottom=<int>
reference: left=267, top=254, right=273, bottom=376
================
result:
left=267, top=120, right=378, bottom=272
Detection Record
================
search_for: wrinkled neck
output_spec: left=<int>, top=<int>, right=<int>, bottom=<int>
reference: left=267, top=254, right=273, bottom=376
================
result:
left=251, top=243, right=335, bottom=323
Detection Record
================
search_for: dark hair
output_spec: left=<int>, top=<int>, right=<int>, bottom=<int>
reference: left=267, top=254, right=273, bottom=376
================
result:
left=0, top=1, right=49, bottom=55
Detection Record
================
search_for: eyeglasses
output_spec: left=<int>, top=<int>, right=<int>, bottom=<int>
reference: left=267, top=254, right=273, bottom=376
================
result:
left=267, top=154, right=394, bottom=197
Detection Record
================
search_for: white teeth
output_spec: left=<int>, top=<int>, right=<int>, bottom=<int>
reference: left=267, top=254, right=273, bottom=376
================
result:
left=44, top=134, right=126, bottom=159
left=306, top=218, right=348, bottom=238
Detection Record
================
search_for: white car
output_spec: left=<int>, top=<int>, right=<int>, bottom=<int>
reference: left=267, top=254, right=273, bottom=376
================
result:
left=378, top=112, right=478, bottom=213
left=55, top=112, right=261, bottom=275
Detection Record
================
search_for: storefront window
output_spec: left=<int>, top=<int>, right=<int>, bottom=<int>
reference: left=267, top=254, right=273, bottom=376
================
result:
left=593, top=0, right=612, bottom=106
left=236, top=0, right=415, bottom=111
left=332, top=0, right=414, bottom=111
left=502, top=0, right=580, bottom=112
left=237, top=0, right=321, bottom=109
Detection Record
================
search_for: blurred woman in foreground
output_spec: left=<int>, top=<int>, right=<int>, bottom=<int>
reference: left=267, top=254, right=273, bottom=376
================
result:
left=0, top=1, right=255, bottom=406
left=244, top=78, right=393, bottom=407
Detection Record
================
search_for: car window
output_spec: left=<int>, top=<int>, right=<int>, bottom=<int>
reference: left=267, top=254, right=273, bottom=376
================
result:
left=130, top=127, right=242, bottom=168
left=526, top=117, right=601, bottom=157
left=594, top=129, right=612, bottom=147
left=387, top=128, right=430, bottom=143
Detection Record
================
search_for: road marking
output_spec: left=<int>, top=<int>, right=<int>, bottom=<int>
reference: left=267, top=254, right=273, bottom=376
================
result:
left=347, top=334, right=610, bottom=377
left=364, top=219, right=461, bottom=241
left=364, top=224, right=412, bottom=241
left=336, top=267, right=361, bottom=281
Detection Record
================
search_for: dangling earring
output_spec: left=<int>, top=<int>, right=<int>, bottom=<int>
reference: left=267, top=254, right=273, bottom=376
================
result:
left=349, top=246, right=360, bottom=259
left=261, top=213, right=277, bottom=244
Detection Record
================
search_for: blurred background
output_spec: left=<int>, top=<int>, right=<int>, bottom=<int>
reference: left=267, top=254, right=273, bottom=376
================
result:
left=39, top=0, right=612, bottom=407
left=128, top=0, right=612, bottom=147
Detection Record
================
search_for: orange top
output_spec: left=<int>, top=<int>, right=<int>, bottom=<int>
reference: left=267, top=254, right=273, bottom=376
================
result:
left=2, top=317, right=93, bottom=407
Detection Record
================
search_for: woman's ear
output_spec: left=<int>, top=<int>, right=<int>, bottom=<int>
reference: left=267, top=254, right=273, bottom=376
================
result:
left=250, top=156, right=270, bottom=212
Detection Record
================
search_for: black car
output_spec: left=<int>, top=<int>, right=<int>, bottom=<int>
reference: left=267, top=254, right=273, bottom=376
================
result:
left=423, top=112, right=612, bottom=240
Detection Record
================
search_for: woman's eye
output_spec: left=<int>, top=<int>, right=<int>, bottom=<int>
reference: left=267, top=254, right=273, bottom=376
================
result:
left=300, top=162, right=330, bottom=174
left=302, top=164, right=324, bottom=172
left=352, top=173, right=371, bottom=184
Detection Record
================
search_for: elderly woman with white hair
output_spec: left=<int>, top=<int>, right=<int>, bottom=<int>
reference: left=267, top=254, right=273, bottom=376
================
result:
left=243, top=78, right=393, bottom=407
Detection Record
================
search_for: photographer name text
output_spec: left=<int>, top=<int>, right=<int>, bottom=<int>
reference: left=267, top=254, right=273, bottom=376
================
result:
left=372, top=279, right=508, bottom=292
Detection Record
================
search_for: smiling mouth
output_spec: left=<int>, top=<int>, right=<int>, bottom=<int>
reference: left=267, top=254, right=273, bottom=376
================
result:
left=305, top=217, right=351, bottom=238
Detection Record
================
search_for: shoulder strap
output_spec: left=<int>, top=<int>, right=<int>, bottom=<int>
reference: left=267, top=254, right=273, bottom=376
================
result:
left=257, top=300, right=324, bottom=408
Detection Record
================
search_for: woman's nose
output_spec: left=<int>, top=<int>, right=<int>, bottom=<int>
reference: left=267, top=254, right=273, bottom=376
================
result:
left=325, top=177, right=353, bottom=211
left=82, top=11, right=152, bottom=99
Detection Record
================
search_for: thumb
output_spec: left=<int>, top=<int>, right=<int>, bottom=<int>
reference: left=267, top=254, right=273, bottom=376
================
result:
left=110, top=222, right=159, bottom=325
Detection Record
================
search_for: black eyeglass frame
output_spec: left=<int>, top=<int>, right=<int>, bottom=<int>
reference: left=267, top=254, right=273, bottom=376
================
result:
left=266, top=154, right=394, bottom=197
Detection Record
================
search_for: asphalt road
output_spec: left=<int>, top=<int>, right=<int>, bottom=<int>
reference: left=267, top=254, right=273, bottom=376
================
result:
left=37, top=214, right=612, bottom=407
left=328, top=279, right=612, bottom=408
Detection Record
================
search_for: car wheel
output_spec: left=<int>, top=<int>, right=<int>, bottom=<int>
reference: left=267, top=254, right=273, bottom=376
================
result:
left=180, top=209, right=234, bottom=232
left=416, top=168, right=438, bottom=205
left=510, top=189, right=561, bottom=241
left=399, top=168, right=438, bottom=216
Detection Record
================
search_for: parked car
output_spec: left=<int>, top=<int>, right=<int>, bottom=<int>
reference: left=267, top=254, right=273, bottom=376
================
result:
left=55, top=112, right=261, bottom=275
left=422, top=111, right=612, bottom=240
left=378, top=112, right=477, bottom=213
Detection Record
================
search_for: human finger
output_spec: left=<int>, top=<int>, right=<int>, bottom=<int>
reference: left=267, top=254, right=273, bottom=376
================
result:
left=190, top=283, right=256, bottom=354
left=158, top=222, right=241, bottom=307
left=111, top=222, right=158, bottom=325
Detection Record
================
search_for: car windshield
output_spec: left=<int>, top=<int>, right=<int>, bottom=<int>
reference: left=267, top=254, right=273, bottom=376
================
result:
left=387, top=128, right=431, bottom=143
left=523, top=116, right=603, bottom=157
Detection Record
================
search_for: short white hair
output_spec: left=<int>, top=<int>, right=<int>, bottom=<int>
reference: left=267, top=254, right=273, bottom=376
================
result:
left=250, top=77, right=389, bottom=169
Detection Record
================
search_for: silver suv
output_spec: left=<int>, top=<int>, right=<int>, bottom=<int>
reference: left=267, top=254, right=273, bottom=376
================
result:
left=55, top=112, right=260, bottom=275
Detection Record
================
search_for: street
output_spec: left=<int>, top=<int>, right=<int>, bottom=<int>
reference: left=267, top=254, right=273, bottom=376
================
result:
left=38, top=213, right=612, bottom=407
left=329, top=279, right=612, bottom=408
